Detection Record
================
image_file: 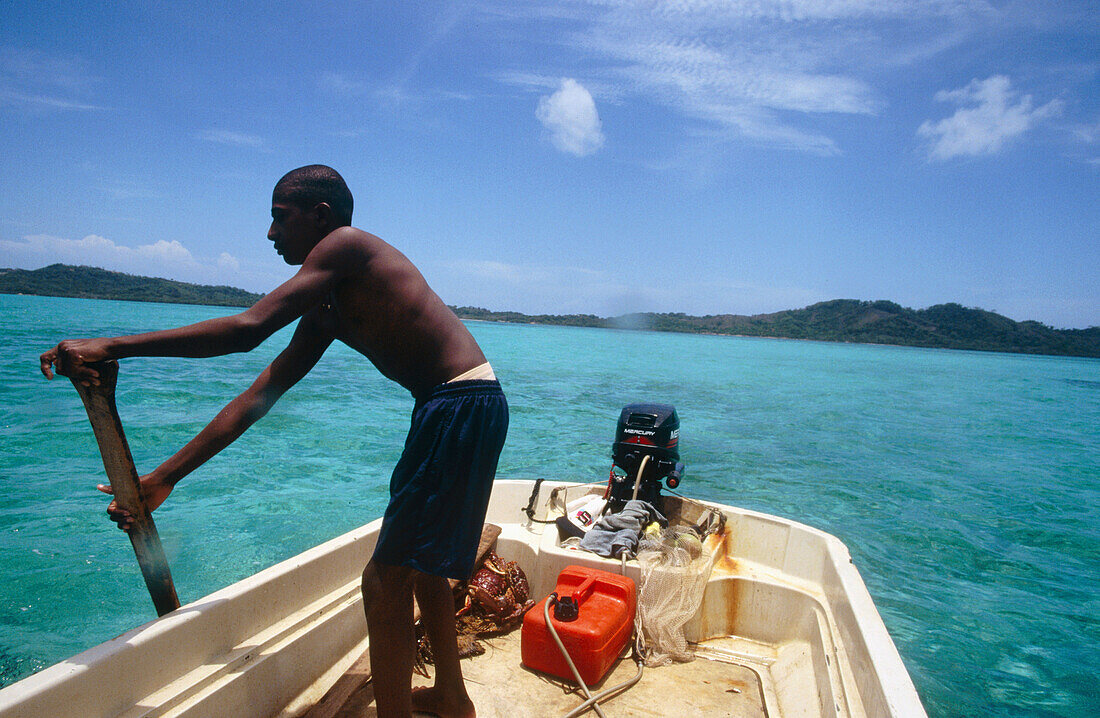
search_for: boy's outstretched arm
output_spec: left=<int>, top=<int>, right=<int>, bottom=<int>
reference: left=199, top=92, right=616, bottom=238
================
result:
left=40, top=229, right=360, bottom=385
left=102, top=310, right=335, bottom=530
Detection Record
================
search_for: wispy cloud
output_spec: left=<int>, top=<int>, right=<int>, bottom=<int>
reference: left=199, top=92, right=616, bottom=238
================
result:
left=479, top=0, right=998, bottom=154
left=0, top=46, right=106, bottom=112
left=1073, top=120, right=1100, bottom=144
left=0, top=88, right=105, bottom=111
left=320, top=71, right=372, bottom=96
left=1067, top=118, right=1100, bottom=166
left=321, top=71, right=417, bottom=114
left=319, top=5, right=469, bottom=119
left=196, top=129, right=265, bottom=148
left=442, top=258, right=822, bottom=316
left=536, top=79, right=605, bottom=156
left=95, top=181, right=167, bottom=201
left=320, top=70, right=474, bottom=119
left=451, top=259, right=601, bottom=285
left=917, top=75, right=1064, bottom=160
left=444, top=258, right=666, bottom=314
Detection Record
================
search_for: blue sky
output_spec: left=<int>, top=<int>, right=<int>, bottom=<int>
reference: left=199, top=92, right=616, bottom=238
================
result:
left=1, top=1, right=1097, bottom=327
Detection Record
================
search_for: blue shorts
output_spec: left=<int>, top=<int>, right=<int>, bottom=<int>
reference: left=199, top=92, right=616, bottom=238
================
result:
left=372, top=380, right=508, bottom=580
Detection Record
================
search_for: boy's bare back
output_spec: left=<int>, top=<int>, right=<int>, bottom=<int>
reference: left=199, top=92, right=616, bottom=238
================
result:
left=305, top=226, right=486, bottom=398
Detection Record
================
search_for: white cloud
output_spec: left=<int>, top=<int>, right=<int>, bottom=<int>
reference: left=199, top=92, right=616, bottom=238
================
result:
left=217, top=252, right=241, bottom=272
left=0, top=233, right=249, bottom=288
left=536, top=79, right=606, bottom=156
left=196, top=129, right=265, bottom=148
left=917, top=75, right=1064, bottom=161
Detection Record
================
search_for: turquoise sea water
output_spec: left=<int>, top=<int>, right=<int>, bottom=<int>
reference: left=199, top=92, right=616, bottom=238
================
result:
left=1, top=293, right=1097, bottom=715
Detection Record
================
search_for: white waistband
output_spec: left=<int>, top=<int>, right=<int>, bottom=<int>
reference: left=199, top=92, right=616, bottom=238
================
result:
left=446, top=362, right=496, bottom=383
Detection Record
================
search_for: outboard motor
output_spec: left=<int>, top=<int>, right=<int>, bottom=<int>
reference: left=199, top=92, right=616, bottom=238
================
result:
left=607, top=403, right=685, bottom=512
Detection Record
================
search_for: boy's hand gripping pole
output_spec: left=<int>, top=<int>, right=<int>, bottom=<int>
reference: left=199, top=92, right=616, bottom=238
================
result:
left=70, top=360, right=180, bottom=616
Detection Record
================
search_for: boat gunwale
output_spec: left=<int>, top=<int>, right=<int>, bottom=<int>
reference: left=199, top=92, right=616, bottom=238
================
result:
left=0, top=478, right=926, bottom=718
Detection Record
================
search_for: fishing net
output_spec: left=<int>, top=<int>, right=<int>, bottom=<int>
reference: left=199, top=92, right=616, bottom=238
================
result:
left=634, top=525, right=721, bottom=667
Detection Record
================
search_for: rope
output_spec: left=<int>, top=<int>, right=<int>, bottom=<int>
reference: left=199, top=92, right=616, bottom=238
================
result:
left=522, top=478, right=558, bottom=524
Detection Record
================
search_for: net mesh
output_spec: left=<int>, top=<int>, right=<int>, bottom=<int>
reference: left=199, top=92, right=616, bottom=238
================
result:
left=634, top=525, right=720, bottom=667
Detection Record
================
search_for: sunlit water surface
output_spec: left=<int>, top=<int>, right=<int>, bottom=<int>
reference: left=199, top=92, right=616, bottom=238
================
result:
left=1, top=294, right=1097, bottom=716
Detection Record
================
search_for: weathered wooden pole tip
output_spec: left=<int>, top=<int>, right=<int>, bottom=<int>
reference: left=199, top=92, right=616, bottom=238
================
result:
left=70, top=360, right=180, bottom=617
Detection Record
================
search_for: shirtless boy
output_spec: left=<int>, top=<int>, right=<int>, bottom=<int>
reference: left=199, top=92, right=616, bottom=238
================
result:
left=40, top=165, right=507, bottom=718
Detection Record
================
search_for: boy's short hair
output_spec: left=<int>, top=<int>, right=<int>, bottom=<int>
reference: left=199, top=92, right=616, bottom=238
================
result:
left=274, top=165, right=354, bottom=226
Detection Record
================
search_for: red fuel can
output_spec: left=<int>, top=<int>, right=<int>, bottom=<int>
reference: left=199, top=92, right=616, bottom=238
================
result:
left=521, top=565, right=636, bottom=686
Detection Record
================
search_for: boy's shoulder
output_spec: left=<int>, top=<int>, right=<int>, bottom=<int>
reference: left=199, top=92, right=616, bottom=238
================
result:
left=324, top=225, right=374, bottom=247
left=305, top=227, right=419, bottom=285
left=308, top=226, right=382, bottom=264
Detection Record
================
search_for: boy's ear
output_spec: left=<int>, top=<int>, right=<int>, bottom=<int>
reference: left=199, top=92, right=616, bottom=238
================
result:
left=311, top=202, right=334, bottom=227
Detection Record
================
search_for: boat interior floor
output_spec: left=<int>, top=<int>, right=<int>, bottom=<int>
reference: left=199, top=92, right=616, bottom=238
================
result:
left=317, top=631, right=772, bottom=718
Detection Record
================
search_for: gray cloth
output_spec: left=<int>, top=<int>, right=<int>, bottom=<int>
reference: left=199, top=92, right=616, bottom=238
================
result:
left=579, top=500, right=667, bottom=558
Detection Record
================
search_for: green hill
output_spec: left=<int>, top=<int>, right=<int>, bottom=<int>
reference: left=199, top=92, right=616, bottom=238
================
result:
left=455, top=300, right=1100, bottom=358
left=2, top=265, right=1095, bottom=357
left=0, top=264, right=263, bottom=307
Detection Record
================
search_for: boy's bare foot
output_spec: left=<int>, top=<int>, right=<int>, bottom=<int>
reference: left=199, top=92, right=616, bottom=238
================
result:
left=411, top=685, right=475, bottom=718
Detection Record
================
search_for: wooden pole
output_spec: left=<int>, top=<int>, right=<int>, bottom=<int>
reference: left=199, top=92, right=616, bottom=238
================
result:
left=70, top=360, right=180, bottom=616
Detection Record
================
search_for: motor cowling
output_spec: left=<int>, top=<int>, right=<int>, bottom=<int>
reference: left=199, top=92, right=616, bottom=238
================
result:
left=608, top=403, right=685, bottom=511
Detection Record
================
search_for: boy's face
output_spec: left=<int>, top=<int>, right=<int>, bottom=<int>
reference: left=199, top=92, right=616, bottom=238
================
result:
left=268, top=199, right=322, bottom=265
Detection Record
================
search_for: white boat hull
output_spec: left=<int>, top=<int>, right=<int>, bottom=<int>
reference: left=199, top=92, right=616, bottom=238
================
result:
left=0, top=480, right=926, bottom=717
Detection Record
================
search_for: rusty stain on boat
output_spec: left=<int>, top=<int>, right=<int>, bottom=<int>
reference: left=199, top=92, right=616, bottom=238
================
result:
left=708, top=529, right=740, bottom=575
